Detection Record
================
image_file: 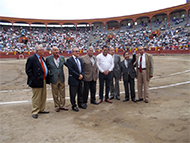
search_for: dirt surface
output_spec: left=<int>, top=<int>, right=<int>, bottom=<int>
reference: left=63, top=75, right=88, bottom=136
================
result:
left=0, top=55, right=190, bottom=143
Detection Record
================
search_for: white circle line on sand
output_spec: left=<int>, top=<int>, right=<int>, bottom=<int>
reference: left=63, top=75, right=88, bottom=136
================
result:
left=0, top=80, right=189, bottom=105
left=0, top=69, right=189, bottom=93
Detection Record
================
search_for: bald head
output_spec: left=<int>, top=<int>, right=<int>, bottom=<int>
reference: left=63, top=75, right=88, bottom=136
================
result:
left=52, top=46, right=59, bottom=57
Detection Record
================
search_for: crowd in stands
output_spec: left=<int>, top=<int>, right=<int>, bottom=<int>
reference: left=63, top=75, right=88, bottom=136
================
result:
left=0, top=24, right=189, bottom=53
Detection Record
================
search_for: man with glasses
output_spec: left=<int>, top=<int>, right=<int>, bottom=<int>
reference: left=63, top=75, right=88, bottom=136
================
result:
left=25, top=44, right=49, bottom=119
left=66, top=47, right=86, bottom=112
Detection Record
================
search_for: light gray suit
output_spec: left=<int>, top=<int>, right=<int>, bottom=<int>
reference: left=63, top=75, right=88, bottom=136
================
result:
left=110, top=54, right=121, bottom=98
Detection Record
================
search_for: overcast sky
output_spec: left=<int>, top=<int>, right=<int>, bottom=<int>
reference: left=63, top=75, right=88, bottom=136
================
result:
left=0, top=0, right=187, bottom=20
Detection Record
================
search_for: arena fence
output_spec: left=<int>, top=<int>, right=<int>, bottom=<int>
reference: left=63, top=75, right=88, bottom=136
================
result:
left=0, top=48, right=189, bottom=59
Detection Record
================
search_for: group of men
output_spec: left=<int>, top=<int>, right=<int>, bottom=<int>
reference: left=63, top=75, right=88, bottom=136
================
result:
left=25, top=44, right=154, bottom=119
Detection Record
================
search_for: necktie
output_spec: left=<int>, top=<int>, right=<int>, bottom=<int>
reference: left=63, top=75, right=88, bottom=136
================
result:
left=139, top=55, right=142, bottom=73
left=75, top=58, right=81, bottom=73
left=40, top=57, right=46, bottom=80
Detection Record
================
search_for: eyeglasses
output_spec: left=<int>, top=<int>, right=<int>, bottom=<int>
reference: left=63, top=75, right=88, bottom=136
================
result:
left=74, top=51, right=79, bottom=52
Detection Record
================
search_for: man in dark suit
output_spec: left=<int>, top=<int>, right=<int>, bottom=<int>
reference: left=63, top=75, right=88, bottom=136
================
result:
left=46, top=46, right=68, bottom=112
left=81, top=47, right=99, bottom=108
left=25, top=44, right=49, bottom=119
left=109, top=47, right=121, bottom=100
left=120, top=50, right=137, bottom=102
left=66, top=47, right=86, bottom=112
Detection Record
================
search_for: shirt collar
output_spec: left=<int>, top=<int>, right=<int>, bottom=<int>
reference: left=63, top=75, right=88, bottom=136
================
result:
left=72, top=55, right=77, bottom=59
left=35, top=53, right=40, bottom=59
left=88, top=54, right=93, bottom=59
left=53, top=54, right=59, bottom=60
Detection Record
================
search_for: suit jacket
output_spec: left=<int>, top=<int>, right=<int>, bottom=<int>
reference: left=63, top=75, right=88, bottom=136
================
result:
left=46, top=55, right=66, bottom=84
left=135, top=53, right=154, bottom=81
left=120, top=54, right=136, bottom=81
left=81, top=54, right=98, bottom=82
left=66, top=56, right=84, bottom=86
left=25, top=54, right=47, bottom=88
left=113, top=54, right=121, bottom=79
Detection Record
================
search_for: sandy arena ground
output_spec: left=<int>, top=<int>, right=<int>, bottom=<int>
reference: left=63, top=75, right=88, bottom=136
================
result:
left=0, top=55, right=190, bottom=143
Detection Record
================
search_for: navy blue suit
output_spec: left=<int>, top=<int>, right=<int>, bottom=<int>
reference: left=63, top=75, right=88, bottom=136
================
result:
left=66, top=56, right=84, bottom=107
left=25, top=54, right=48, bottom=88
left=120, top=54, right=136, bottom=100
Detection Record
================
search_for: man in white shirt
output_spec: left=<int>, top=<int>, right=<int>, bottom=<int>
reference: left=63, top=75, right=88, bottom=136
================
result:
left=96, top=45, right=114, bottom=104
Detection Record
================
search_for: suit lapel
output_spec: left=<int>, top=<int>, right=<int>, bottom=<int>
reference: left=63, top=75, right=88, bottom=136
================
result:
left=50, top=55, right=57, bottom=68
left=86, top=55, right=93, bottom=66
left=145, top=53, right=148, bottom=68
left=71, top=56, right=79, bottom=72
left=34, top=54, right=43, bottom=71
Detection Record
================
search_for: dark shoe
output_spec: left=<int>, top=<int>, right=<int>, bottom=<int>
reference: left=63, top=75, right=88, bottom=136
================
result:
left=123, top=98, right=129, bottom=102
left=32, top=114, right=38, bottom=119
left=38, top=111, right=49, bottom=114
left=132, top=99, right=137, bottom=102
left=136, top=98, right=143, bottom=102
left=91, top=101, right=99, bottom=105
left=79, top=104, right=86, bottom=109
left=105, top=99, right=112, bottom=103
left=97, top=99, right=102, bottom=104
left=60, top=107, right=69, bottom=111
left=145, top=99, right=149, bottom=103
left=109, top=96, right=114, bottom=100
left=84, top=103, right=87, bottom=108
left=72, top=106, right=79, bottom=112
left=55, top=108, right=60, bottom=112
left=116, top=96, right=120, bottom=100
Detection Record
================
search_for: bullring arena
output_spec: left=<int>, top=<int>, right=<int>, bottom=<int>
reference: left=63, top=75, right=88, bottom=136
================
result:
left=0, top=2, right=190, bottom=143
left=0, top=54, right=189, bottom=143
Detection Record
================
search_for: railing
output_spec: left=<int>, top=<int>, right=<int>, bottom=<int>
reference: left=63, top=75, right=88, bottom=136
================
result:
left=0, top=47, right=189, bottom=59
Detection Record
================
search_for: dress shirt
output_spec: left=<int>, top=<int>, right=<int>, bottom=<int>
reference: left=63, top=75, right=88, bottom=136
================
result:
left=124, top=59, right=128, bottom=68
left=35, top=53, right=48, bottom=76
left=89, top=55, right=95, bottom=66
left=53, top=56, right=60, bottom=67
left=97, top=53, right=114, bottom=73
left=72, top=55, right=81, bottom=73
left=138, top=53, right=146, bottom=68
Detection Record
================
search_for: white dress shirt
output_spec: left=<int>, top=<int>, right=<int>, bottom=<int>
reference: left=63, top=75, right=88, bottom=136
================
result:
left=97, top=53, right=114, bottom=73
left=138, top=53, right=146, bottom=68
left=72, top=55, right=81, bottom=73
left=53, top=56, right=59, bottom=67
left=89, top=55, right=95, bottom=66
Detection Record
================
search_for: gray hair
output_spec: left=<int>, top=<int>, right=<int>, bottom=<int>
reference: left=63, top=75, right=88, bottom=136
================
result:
left=35, top=44, right=43, bottom=52
left=87, top=46, right=95, bottom=52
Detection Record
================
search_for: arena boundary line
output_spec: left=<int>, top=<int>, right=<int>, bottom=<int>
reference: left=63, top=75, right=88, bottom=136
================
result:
left=0, top=80, right=189, bottom=105
left=0, top=69, right=189, bottom=93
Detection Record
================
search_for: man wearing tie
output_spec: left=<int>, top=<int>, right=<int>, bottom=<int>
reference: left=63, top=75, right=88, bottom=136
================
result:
left=120, top=50, right=136, bottom=102
left=81, top=47, right=99, bottom=108
left=25, top=44, right=49, bottom=119
left=136, top=46, right=154, bottom=103
left=66, top=47, right=86, bottom=112
left=109, top=47, right=121, bottom=100
left=46, top=46, right=68, bottom=112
